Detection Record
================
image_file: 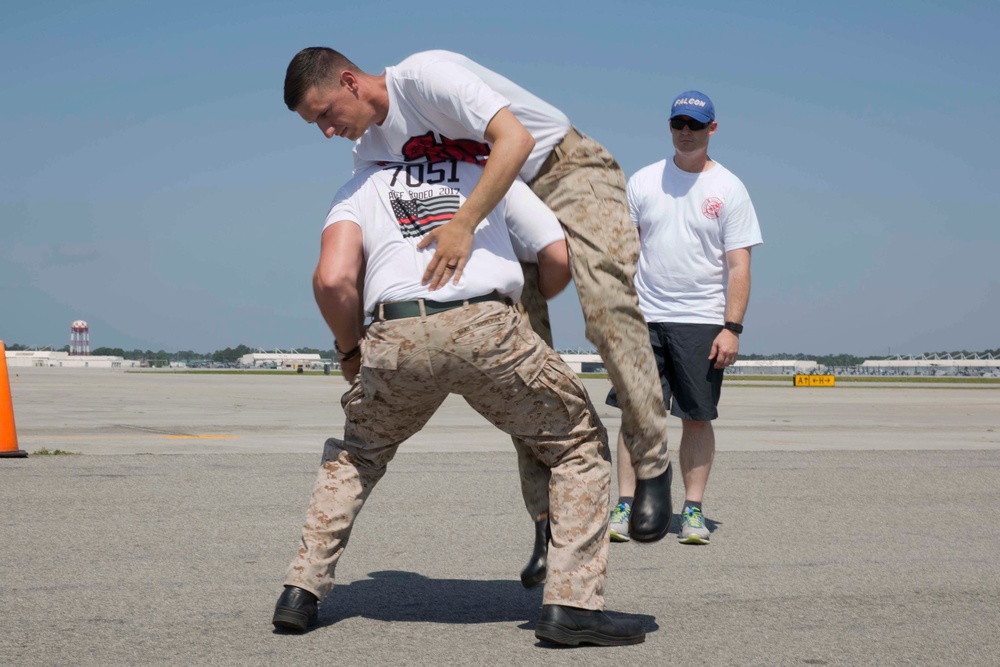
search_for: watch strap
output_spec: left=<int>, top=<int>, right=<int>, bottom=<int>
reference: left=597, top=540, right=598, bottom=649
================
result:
left=334, top=340, right=361, bottom=362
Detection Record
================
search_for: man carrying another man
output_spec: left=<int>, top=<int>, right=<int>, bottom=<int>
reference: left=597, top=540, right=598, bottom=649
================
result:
left=282, top=48, right=676, bottom=579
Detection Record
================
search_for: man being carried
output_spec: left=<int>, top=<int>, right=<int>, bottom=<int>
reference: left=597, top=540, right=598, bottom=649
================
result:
left=272, top=159, right=645, bottom=647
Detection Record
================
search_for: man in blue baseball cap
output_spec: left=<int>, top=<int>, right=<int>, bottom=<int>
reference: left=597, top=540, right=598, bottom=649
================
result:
left=606, top=90, right=763, bottom=546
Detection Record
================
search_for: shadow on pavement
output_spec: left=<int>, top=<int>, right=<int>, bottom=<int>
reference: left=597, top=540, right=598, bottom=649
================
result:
left=310, top=570, right=657, bottom=637
left=317, top=570, right=543, bottom=626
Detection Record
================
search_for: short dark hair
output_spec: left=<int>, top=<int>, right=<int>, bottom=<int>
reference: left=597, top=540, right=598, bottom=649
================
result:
left=283, top=47, right=362, bottom=111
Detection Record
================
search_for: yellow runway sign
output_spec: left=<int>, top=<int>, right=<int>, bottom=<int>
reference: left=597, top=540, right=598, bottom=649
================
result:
left=794, top=374, right=836, bottom=387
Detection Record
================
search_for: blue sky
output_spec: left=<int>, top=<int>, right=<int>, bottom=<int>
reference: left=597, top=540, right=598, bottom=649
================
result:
left=2, top=1, right=998, bottom=356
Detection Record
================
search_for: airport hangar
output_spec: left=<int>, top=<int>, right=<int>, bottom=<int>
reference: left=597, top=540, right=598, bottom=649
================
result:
left=3, top=350, right=140, bottom=369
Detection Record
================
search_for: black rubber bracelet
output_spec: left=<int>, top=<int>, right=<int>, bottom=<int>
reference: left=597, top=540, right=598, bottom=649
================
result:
left=334, top=341, right=361, bottom=362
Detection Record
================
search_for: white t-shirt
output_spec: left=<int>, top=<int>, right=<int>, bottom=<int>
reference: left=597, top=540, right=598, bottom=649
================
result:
left=629, top=158, right=763, bottom=323
left=353, top=50, right=572, bottom=183
left=505, top=178, right=564, bottom=263
left=325, top=160, right=523, bottom=316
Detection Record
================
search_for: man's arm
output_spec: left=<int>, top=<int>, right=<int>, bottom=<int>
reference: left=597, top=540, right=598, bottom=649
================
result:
left=417, top=107, right=534, bottom=290
left=709, top=247, right=752, bottom=369
left=536, top=240, right=571, bottom=299
left=313, top=221, right=366, bottom=382
left=503, top=176, right=567, bottom=298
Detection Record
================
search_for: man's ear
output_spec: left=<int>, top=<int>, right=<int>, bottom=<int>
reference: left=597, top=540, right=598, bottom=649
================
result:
left=341, top=70, right=359, bottom=92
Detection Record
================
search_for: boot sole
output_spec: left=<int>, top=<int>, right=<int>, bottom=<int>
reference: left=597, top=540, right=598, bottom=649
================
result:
left=629, top=522, right=671, bottom=543
left=272, top=607, right=314, bottom=633
left=520, top=567, right=546, bottom=588
left=535, top=621, right=645, bottom=646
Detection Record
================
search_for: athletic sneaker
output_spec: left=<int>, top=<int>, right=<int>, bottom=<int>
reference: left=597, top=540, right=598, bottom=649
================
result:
left=609, top=502, right=632, bottom=542
left=679, top=505, right=711, bottom=545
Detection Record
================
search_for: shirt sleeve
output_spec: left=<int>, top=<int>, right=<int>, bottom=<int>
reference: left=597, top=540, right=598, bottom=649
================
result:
left=323, top=182, right=363, bottom=232
left=721, top=181, right=763, bottom=251
left=503, top=178, right=564, bottom=263
left=408, top=60, right=511, bottom=139
left=626, top=174, right=642, bottom=229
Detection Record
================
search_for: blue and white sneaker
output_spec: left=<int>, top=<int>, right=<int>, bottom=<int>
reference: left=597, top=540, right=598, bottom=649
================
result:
left=679, top=505, right=710, bottom=544
left=609, top=502, right=632, bottom=542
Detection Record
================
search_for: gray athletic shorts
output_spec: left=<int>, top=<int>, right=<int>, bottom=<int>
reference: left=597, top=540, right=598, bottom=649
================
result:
left=606, top=322, right=724, bottom=421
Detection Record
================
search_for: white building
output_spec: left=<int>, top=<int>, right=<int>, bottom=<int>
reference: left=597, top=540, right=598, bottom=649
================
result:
left=4, top=350, right=138, bottom=369
left=238, top=350, right=327, bottom=370
left=860, top=354, right=1000, bottom=377
left=557, top=354, right=818, bottom=376
left=729, top=359, right=819, bottom=375
left=559, top=353, right=604, bottom=373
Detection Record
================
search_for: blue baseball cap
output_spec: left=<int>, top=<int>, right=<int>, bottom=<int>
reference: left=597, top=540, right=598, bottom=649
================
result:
left=669, top=91, right=715, bottom=123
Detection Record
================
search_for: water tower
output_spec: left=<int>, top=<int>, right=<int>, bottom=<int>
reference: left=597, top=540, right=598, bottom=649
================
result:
left=70, top=320, right=90, bottom=356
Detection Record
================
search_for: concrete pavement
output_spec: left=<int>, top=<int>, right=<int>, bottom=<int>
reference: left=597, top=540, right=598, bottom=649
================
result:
left=1, top=368, right=998, bottom=665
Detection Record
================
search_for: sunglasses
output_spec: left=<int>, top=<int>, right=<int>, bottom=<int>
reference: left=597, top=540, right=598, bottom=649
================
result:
left=670, top=117, right=709, bottom=131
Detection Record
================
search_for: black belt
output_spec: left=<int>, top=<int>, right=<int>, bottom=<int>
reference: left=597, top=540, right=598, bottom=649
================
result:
left=373, top=291, right=504, bottom=322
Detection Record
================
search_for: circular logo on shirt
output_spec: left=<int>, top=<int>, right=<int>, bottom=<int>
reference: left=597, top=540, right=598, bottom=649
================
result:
left=702, top=197, right=723, bottom=219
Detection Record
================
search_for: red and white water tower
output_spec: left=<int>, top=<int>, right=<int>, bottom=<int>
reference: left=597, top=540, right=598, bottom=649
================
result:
left=70, top=320, right=90, bottom=356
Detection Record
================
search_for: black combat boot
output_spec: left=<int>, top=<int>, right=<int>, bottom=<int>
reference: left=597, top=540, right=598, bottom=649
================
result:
left=520, top=517, right=549, bottom=588
left=272, top=585, right=319, bottom=632
left=630, top=462, right=673, bottom=542
left=535, top=604, right=646, bottom=646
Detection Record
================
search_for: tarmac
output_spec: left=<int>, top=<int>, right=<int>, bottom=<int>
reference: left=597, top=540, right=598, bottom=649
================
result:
left=2, top=368, right=999, bottom=666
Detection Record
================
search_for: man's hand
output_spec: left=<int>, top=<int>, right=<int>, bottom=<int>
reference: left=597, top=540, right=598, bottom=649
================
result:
left=709, top=329, right=740, bottom=369
left=417, top=222, right=475, bottom=290
left=340, top=356, right=362, bottom=384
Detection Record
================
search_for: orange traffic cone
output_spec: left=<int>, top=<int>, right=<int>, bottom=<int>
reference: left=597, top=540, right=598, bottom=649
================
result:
left=0, top=340, right=28, bottom=458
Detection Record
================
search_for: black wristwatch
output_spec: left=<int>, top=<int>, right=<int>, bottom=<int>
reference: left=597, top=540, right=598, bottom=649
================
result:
left=334, top=340, right=361, bottom=362
left=723, top=321, right=744, bottom=335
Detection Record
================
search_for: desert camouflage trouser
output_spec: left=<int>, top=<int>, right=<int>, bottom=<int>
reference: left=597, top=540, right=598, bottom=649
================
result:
left=514, top=133, right=671, bottom=520
left=285, top=300, right=612, bottom=609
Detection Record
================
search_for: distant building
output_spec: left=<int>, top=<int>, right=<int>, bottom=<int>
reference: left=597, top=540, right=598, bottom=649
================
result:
left=860, top=354, right=1000, bottom=377
left=4, top=350, right=138, bottom=369
left=558, top=353, right=605, bottom=373
left=728, top=359, right=819, bottom=375
left=238, top=350, right=327, bottom=370
left=558, top=354, right=819, bottom=375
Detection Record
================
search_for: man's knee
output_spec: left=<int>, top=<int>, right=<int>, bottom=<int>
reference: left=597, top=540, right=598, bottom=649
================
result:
left=681, top=419, right=712, bottom=433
